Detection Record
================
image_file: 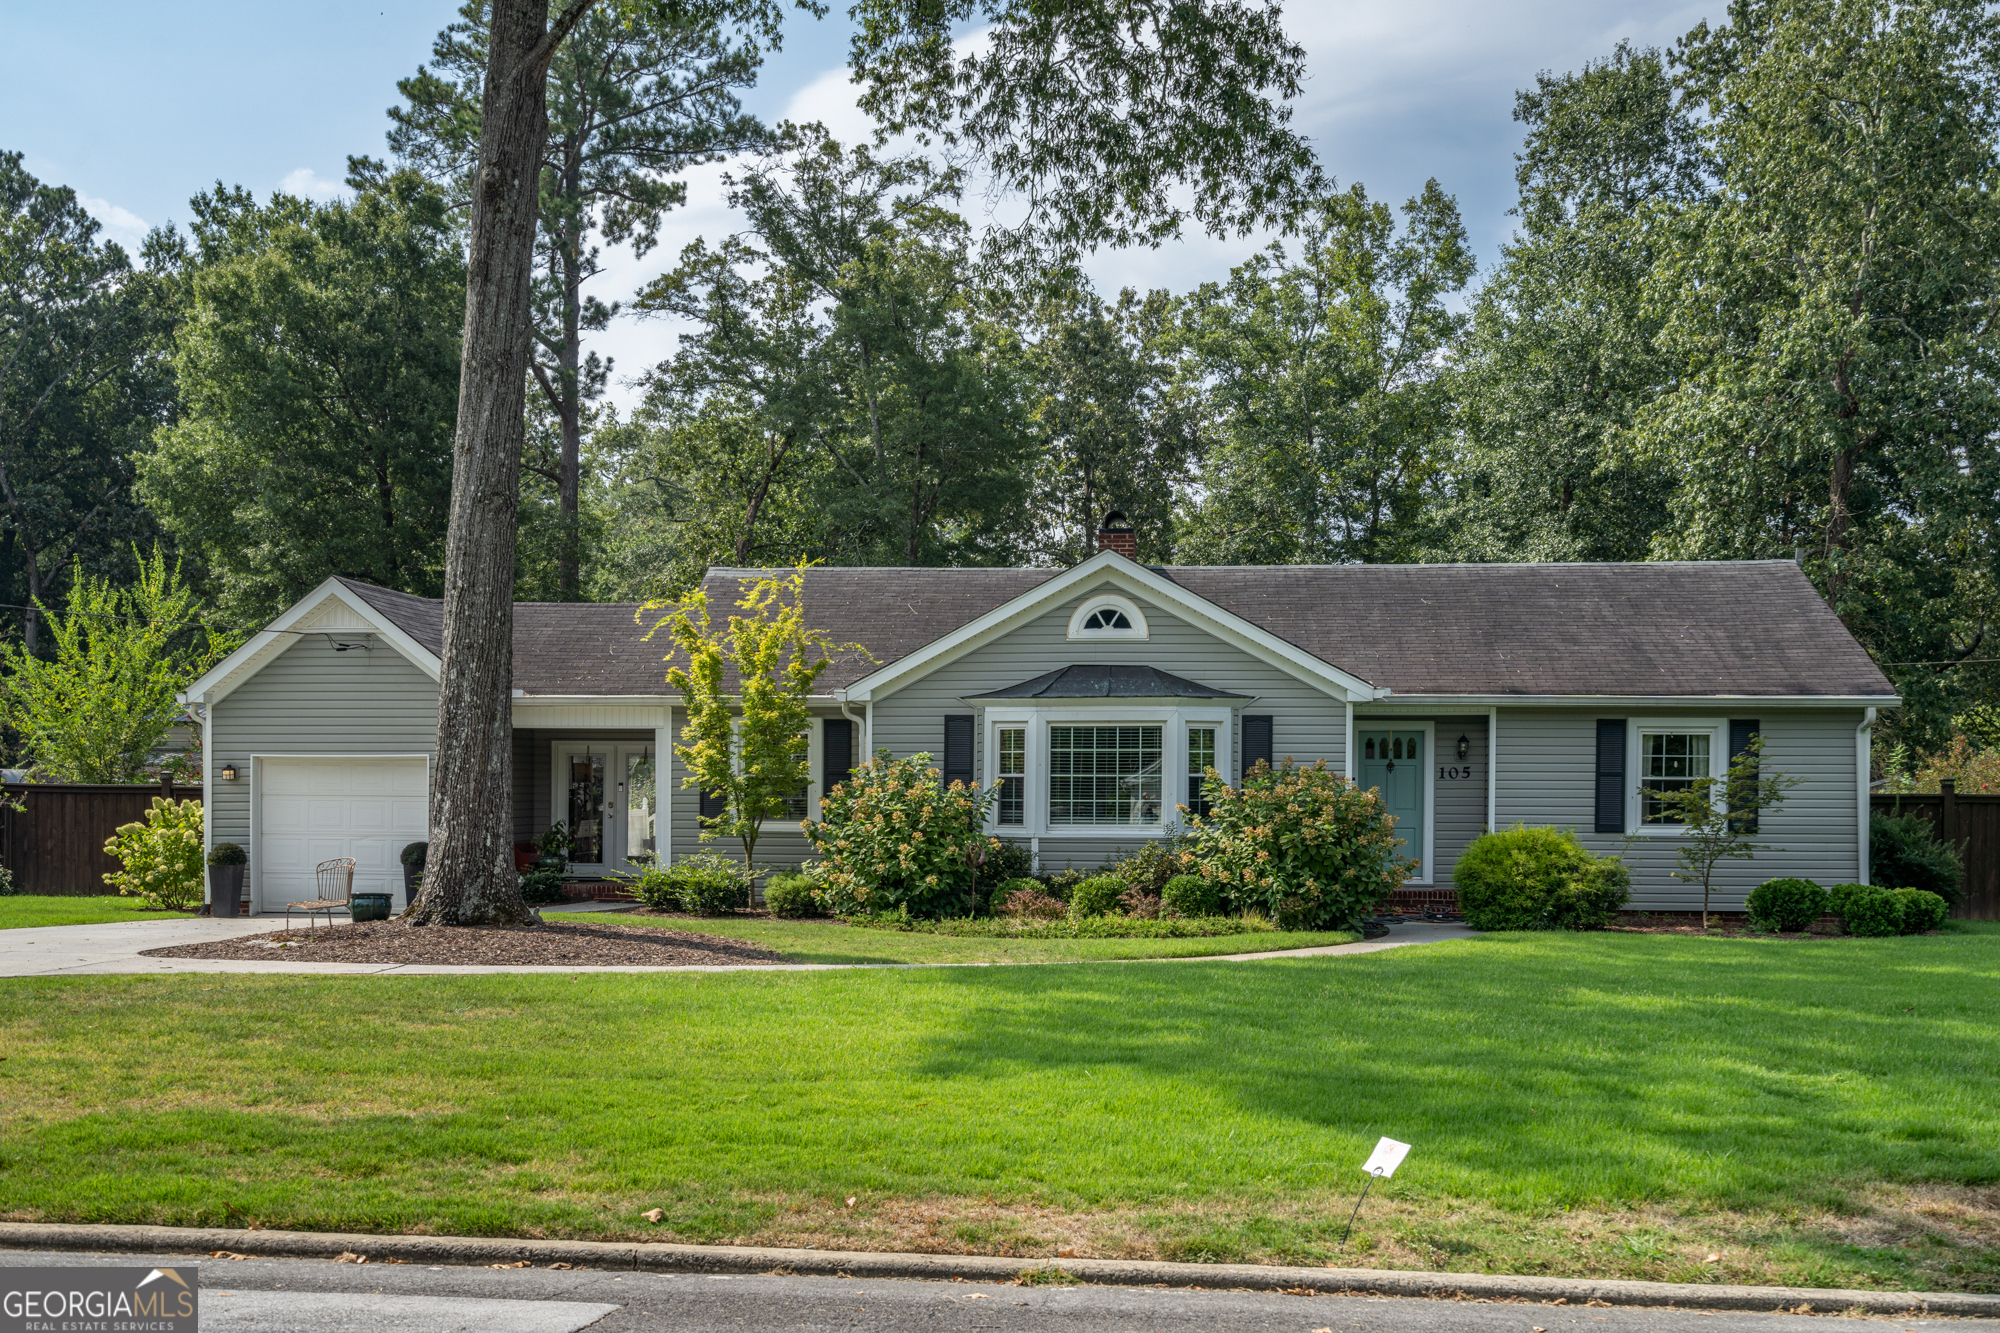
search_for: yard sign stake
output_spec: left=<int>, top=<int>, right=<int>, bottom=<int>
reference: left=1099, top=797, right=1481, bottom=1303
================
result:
left=1340, top=1137, right=1410, bottom=1247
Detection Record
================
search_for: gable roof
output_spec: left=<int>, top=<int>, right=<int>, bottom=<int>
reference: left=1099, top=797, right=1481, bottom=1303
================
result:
left=238, top=558, right=1890, bottom=703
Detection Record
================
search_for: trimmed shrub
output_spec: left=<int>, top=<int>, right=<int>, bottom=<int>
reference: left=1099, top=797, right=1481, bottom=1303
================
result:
left=1161, top=873, right=1222, bottom=918
left=1827, top=882, right=1875, bottom=919
left=0, top=864, right=14, bottom=895
left=207, top=842, right=248, bottom=867
left=519, top=868, right=567, bottom=903
left=625, top=864, right=679, bottom=910
left=763, top=872, right=824, bottom=918
left=804, top=752, right=998, bottom=917
left=103, top=797, right=205, bottom=912
left=1453, top=825, right=1631, bottom=931
left=1841, top=886, right=1904, bottom=937
left=1069, top=874, right=1126, bottom=918
left=674, top=853, right=751, bottom=914
left=1870, top=811, right=1963, bottom=906
left=998, top=884, right=1066, bottom=919
left=1744, top=877, right=1830, bottom=932
left=1894, top=887, right=1949, bottom=934
left=1183, top=758, right=1411, bottom=930
left=399, top=841, right=429, bottom=869
left=1042, top=869, right=1086, bottom=902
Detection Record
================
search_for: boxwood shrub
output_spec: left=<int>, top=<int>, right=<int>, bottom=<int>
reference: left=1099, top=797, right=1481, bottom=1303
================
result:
left=1069, top=874, right=1126, bottom=918
left=1841, top=886, right=1904, bottom=937
left=207, top=842, right=248, bottom=867
left=1161, top=873, right=1222, bottom=918
left=1893, top=887, right=1949, bottom=934
left=1744, top=877, right=1829, bottom=932
left=1453, top=825, right=1631, bottom=931
left=763, top=872, right=823, bottom=918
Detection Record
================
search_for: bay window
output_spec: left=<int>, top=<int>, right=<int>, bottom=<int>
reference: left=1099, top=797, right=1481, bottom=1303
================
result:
left=982, top=708, right=1231, bottom=838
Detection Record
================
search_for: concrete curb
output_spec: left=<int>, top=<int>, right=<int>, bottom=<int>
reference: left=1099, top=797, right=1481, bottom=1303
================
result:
left=1, top=1222, right=1991, bottom=1317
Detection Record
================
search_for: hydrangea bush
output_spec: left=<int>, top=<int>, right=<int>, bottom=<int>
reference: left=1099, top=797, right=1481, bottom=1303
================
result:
left=103, top=796, right=205, bottom=911
left=1182, top=758, right=1411, bottom=930
left=804, top=752, right=998, bottom=917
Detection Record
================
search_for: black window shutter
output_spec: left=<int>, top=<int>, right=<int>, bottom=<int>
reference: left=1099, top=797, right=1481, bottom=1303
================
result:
left=943, top=715, right=975, bottom=787
left=1729, top=719, right=1760, bottom=833
left=699, top=787, right=727, bottom=822
left=1594, top=720, right=1627, bottom=834
left=1241, top=715, right=1273, bottom=781
left=823, top=718, right=853, bottom=795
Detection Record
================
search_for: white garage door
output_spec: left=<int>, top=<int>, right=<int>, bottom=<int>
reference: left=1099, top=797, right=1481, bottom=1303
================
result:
left=257, top=757, right=429, bottom=907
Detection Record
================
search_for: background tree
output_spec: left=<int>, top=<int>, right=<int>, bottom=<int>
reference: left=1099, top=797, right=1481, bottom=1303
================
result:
left=390, top=0, right=782, bottom=600
left=650, top=565, right=850, bottom=869
left=140, top=169, right=463, bottom=624
left=1174, top=181, right=1473, bottom=564
left=1015, top=286, right=1188, bottom=565
left=1442, top=43, right=1696, bottom=561
left=634, top=129, right=1029, bottom=570
left=0, top=548, right=231, bottom=782
left=0, top=151, right=172, bottom=653
left=1634, top=0, right=2000, bottom=749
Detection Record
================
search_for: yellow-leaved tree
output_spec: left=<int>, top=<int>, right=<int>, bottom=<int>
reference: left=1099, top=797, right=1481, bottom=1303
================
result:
left=645, top=565, right=865, bottom=871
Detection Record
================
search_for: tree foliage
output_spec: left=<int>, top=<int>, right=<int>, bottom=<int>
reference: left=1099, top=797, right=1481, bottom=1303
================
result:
left=1, top=549, right=231, bottom=782
left=1175, top=182, right=1473, bottom=564
left=1642, top=736, right=1804, bottom=928
left=141, top=171, right=464, bottom=625
left=0, top=151, right=172, bottom=652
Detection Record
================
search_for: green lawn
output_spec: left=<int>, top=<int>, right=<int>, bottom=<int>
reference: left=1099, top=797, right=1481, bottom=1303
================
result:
left=2, top=929, right=1997, bottom=1292
left=0, top=895, right=196, bottom=929
left=573, top=911, right=1359, bottom=963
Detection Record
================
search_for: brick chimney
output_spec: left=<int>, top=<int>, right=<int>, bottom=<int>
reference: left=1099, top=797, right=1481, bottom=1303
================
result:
left=1095, top=510, right=1137, bottom=559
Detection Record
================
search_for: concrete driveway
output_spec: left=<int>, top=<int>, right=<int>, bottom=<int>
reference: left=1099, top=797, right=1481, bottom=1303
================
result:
left=0, top=913, right=1474, bottom=979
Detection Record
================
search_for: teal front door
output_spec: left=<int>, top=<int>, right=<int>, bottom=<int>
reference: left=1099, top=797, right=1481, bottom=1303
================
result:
left=1359, top=731, right=1425, bottom=874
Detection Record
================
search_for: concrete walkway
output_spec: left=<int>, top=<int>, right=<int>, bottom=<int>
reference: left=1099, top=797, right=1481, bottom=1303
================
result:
left=0, top=914, right=1475, bottom=979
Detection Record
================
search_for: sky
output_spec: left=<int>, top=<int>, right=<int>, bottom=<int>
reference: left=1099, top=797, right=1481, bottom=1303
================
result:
left=4, top=0, right=1716, bottom=412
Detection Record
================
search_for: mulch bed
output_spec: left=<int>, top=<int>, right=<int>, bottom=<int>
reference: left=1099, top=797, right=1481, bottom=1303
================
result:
left=139, top=919, right=785, bottom=967
left=1607, top=911, right=1847, bottom=939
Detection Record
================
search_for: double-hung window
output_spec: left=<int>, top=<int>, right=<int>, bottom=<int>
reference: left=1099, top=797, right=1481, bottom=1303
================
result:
left=1639, top=729, right=1712, bottom=825
left=1185, top=726, right=1216, bottom=818
left=1049, top=725, right=1163, bottom=826
left=996, top=727, right=1026, bottom=825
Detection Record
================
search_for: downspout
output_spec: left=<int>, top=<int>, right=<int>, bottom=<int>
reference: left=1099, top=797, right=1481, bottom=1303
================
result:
left=1857, top=707, right=1876, bottom=882
left=839, top=695, right=868, bottom=766
left=1486, top=706, right=1498, bottom=834
left=1343, top=699, right=1355, bottom=780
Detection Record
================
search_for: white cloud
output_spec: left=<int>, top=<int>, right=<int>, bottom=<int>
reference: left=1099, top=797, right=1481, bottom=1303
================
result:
left=279, top=167, right=351, bottom=203
left=78, top=195, right=149, bottom=250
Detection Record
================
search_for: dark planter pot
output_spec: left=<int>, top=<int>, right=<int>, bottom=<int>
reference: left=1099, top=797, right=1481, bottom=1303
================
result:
left=350, top=892, right=393, bottom=922
left=402, top=863, right=422, bottom=909
left=208, top=864, right=245, bottom=919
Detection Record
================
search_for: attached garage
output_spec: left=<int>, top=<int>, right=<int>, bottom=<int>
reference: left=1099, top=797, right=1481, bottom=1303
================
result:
left=254, top=756, right=429, bottom=910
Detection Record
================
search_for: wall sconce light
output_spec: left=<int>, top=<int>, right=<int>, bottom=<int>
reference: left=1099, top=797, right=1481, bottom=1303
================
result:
left=1456, top=734, right=1470, bottom=762
left=219, top=763, right=239, bottom=782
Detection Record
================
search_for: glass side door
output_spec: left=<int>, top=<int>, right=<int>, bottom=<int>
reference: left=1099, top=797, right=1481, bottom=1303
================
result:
left=1357, top=731, right=1425, bottom=873
left=622, top=749, right=657, bottom=866
left=560, top=748, right=610, bottom=867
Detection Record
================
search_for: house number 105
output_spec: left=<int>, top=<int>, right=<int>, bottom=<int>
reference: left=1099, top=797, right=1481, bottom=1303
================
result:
left=1437, top=765, right=1474, bottom=780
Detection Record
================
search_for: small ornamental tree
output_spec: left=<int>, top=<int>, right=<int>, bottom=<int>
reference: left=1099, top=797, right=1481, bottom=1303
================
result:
left=647, top=564, right=861, bottom=869
left=1, top=549, right=233, bottom=783
left=1183, top=758, right=1412, bottom=930
left=803, top=751, right=999, bottom=917
left=1642, top=736, right=1802, bottom=929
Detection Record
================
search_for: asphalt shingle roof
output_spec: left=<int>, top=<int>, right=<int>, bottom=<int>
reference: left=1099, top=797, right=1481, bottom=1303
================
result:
left=335, top=558, right=1893, bottom=700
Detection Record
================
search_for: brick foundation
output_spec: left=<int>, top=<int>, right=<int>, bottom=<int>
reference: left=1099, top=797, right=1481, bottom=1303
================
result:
left=1380, top=888, right=1460, bottom=915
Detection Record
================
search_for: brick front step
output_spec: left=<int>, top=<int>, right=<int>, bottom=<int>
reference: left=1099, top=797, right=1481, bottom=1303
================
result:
left=1380, top=888, right=1459, bottom=914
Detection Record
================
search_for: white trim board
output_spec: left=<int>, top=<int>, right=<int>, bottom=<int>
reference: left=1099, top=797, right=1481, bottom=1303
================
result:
left=839, top=551, right=1384, bottom=706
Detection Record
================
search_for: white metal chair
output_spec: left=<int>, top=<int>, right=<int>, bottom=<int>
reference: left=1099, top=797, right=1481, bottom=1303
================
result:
left=286, top=858, right=356, bottom=932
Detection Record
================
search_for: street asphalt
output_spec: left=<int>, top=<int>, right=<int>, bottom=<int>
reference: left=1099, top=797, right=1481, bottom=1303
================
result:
left=2, top=1251, right=1987, bottom=1333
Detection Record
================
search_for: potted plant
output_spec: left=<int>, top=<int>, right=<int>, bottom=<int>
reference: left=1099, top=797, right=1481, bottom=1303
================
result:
left=207, top=843, right=248, bottom=918
left=399, top=841, right=428, bottom=908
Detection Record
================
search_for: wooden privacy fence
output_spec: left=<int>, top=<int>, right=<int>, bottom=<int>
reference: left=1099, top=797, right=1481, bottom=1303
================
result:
left=1873, top=781, right=1999, bottom=920
left=0, top=782, right=204, bottom=896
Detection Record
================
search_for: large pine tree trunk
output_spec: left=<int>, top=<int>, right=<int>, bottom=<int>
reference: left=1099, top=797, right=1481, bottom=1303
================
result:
left=413, top=0, right=597, bottom=926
